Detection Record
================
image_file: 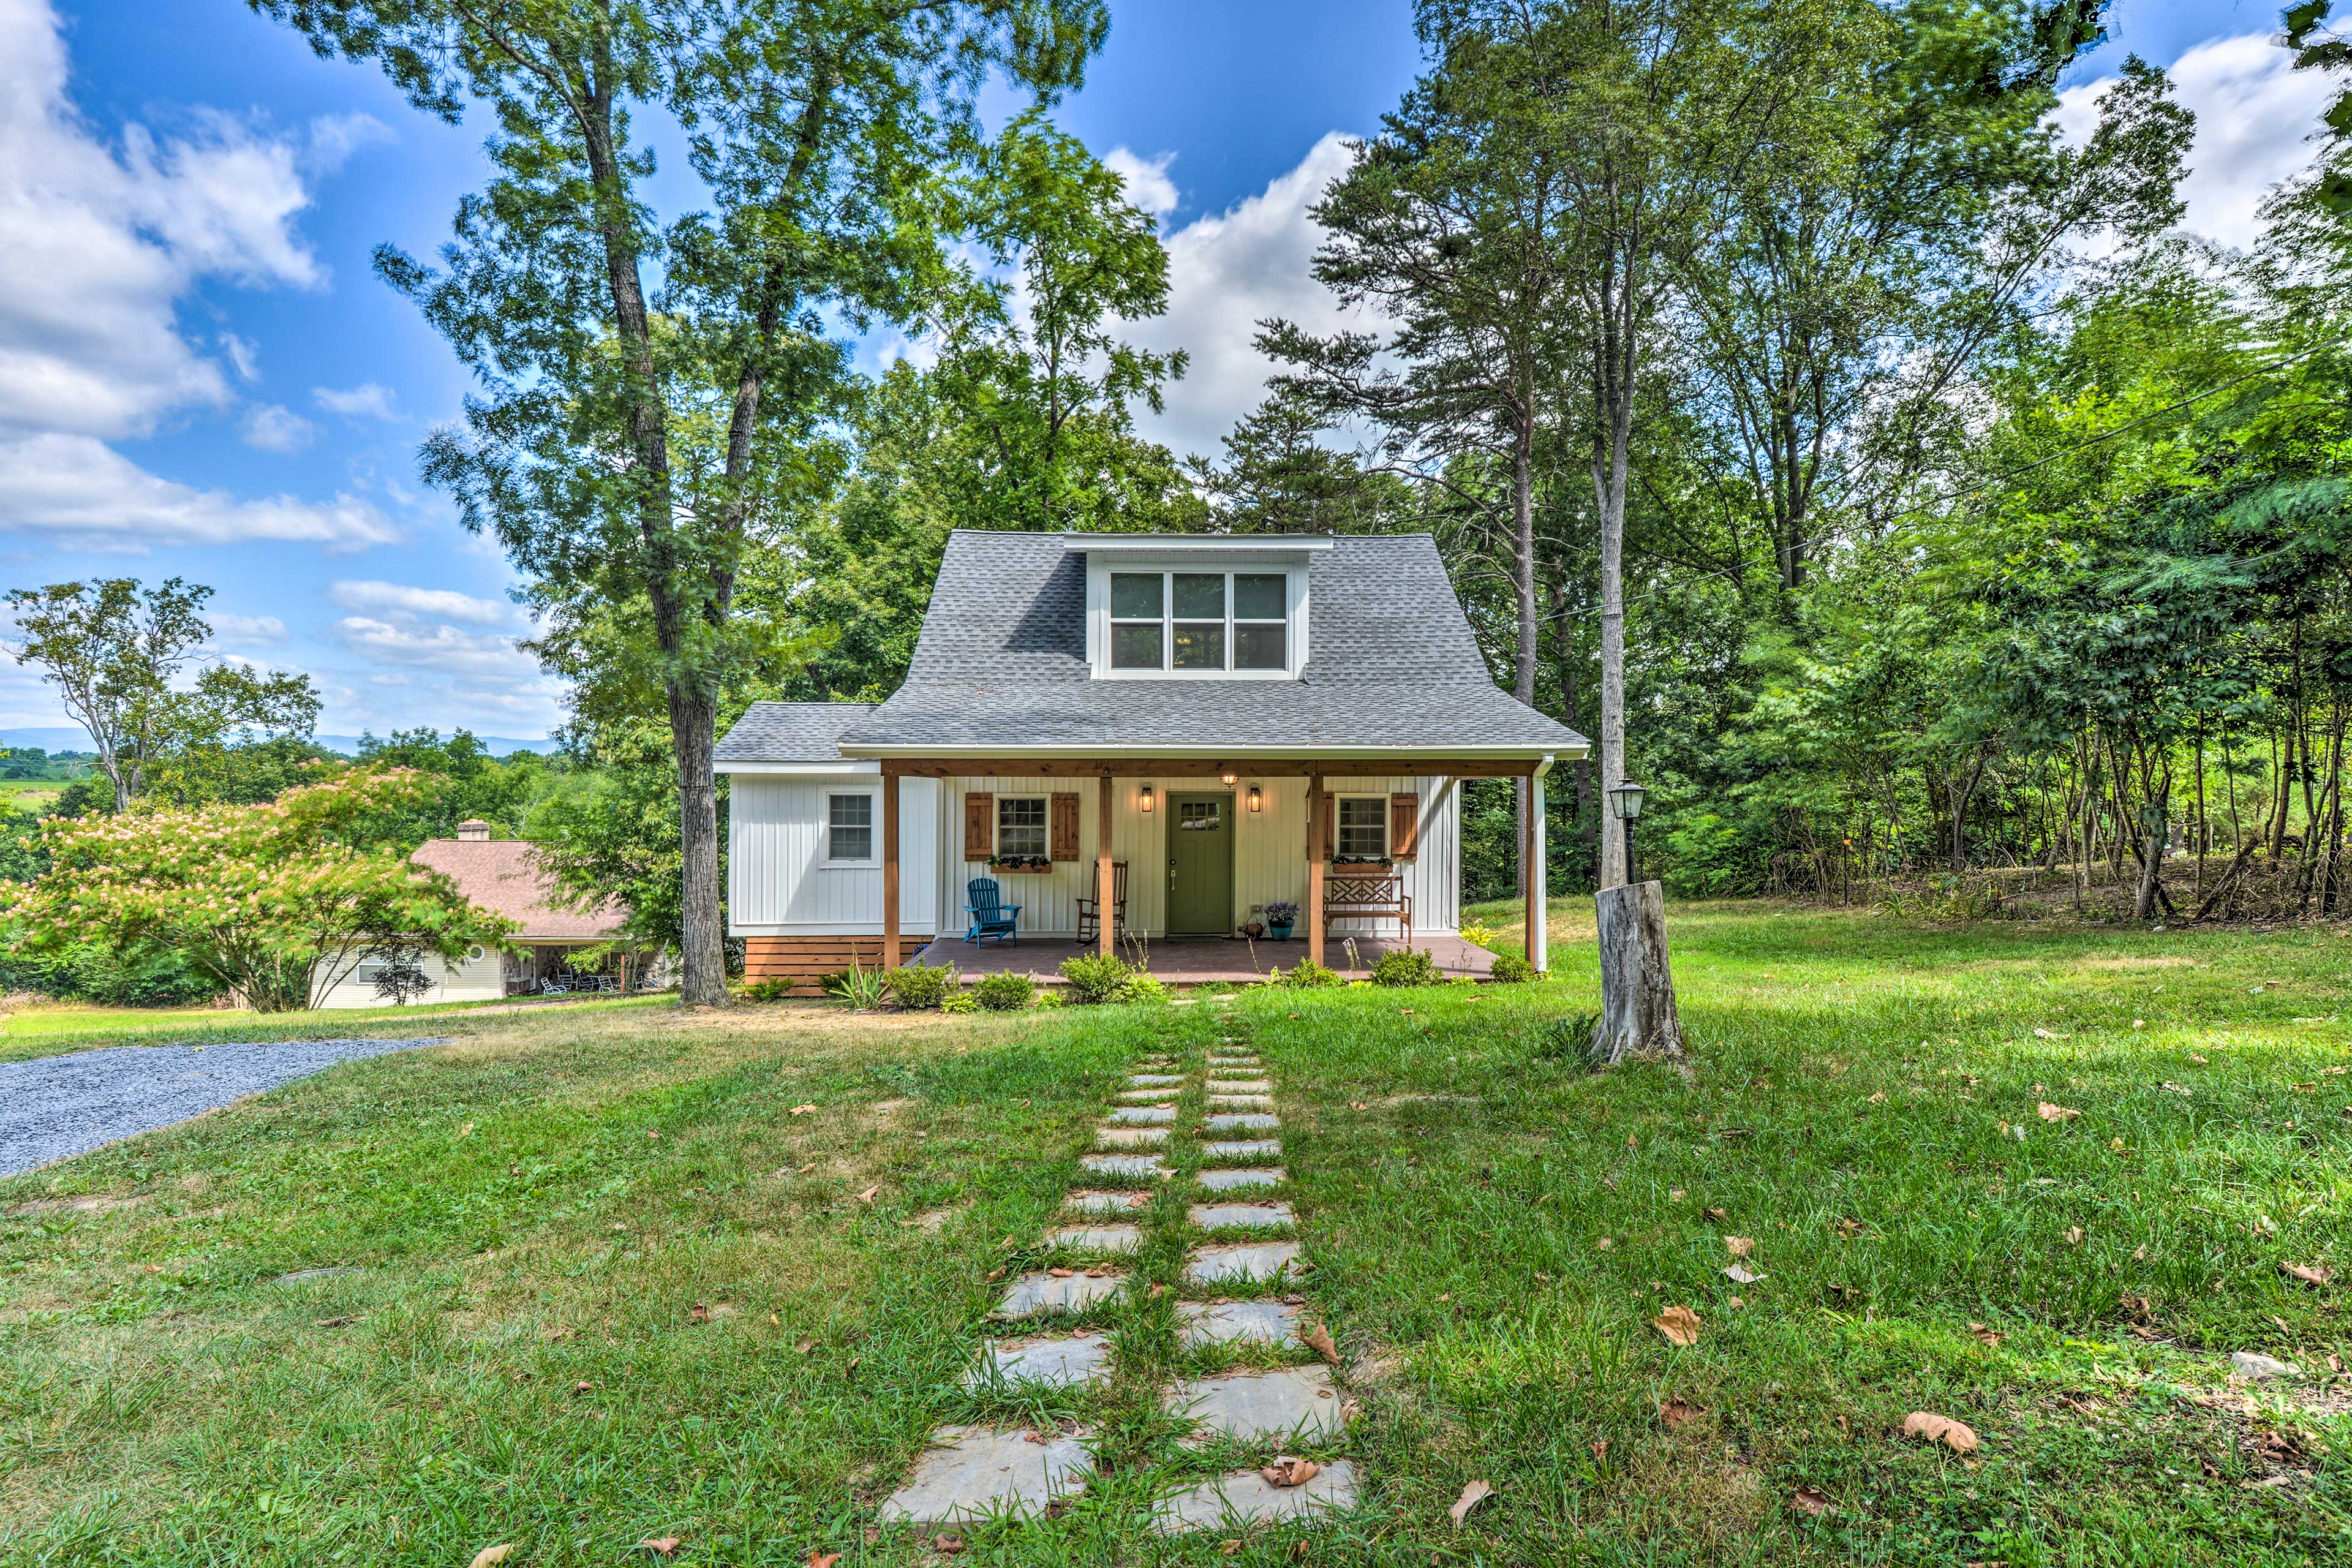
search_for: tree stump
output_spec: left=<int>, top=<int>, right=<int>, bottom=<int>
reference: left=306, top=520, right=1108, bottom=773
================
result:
left=1593, top=880, right=1686, bottom=1065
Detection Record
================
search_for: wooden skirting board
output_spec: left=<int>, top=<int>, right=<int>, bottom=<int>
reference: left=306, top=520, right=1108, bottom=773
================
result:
left=743, top=935, right=898, bottom=995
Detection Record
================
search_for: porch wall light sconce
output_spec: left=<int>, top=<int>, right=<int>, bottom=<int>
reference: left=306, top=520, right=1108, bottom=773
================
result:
left=1246, top=783, right=1262, bottom=812
left=1220, top=770, right=1238, bottom=786
left=1139, top=783, right=1155, bottom=813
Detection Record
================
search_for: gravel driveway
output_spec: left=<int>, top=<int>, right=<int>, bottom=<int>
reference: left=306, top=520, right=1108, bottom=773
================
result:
left=0, top=1038, right=445, bottom=1178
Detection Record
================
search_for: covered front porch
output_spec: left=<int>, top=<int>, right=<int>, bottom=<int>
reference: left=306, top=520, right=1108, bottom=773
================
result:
left=873, top=753, right=1552, bottom=976
left=908, top=930, right=1498, bottom=983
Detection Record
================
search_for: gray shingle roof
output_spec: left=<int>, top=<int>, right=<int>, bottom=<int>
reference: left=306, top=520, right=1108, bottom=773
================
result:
left=716, top=532, right=1589, bottom=760
left=712, top=701, right=878, bottom=763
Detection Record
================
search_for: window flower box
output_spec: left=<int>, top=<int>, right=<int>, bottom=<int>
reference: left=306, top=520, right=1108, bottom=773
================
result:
left=987, top=856, right=1054, bottom=874
left=1332, top=855, right=1394, bottom=869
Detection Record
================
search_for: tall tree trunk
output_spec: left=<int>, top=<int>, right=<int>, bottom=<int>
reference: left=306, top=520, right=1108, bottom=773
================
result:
left=1548, top=573, right=1597, bottom=859
left=1591, top=245, right=1637, bottom=890
left=1512, top=409, right=1537, bottom=898
left=2132, top=768, right=2170, bottom=921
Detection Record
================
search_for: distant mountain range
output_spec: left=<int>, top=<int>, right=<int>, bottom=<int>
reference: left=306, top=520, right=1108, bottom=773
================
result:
left=0, top=728, right=562, bottom=758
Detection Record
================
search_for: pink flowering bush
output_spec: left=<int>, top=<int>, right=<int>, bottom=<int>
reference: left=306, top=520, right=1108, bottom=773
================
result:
left=0, top=769, right=515, bottom=1011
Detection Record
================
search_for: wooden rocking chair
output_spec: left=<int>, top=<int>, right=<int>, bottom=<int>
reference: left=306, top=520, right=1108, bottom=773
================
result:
left=1074, top=860, right=1129, bottom=945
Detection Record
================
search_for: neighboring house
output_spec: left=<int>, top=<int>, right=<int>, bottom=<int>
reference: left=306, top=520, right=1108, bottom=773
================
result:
left=312, top=820, right=633, bottom=1008
left=714, top=530, right=1590, bottom=991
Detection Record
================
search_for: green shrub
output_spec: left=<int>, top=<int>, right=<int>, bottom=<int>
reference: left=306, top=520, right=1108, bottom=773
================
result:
left=1034, top=987, right=1066, bottom=1008
left=1275, top=959, right=1343, bottom=989
left=973, top=970, right=1037, bottom=1011
left=1124, top=973, right=1170, bottom=1005
left=739, top=976, right=797, bottom=1002
left=883, top=963, right=955, bottom=1010
left=1058, top=953, right=1138, bottom=1004
left=1368, top=946, right=1444, bottom=987
left=941, top=990, right=978, bottom=1014
left=1487, top=951, right=1536, bottom=984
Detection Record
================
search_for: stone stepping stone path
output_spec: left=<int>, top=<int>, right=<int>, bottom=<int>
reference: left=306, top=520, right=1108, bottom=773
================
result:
left=1189, top=1200, right=1294, bottom=1231
left=965, top=1334, right=1113, bottom=1389
left=883, top=1019, right=1357, bottom=1542
left=1178, top=1298, right=1302, bottom=1348
left=878, top=1425, right=1095, bottom=1523
left=1166, top=1365, right=1351, bottom=1442
left=1153, top=1461, right=1360, bottom=1534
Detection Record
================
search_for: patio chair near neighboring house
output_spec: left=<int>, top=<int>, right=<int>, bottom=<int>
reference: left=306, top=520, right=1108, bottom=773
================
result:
left=963, top=876, right=1021, bottom=945
left=1074, top=860, right=1129, bottom=946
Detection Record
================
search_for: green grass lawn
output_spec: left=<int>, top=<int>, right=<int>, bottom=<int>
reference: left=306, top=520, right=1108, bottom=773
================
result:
left=1, top=903, right=2346, bottom=1564
left=0, top=995, right=673, bottom=1064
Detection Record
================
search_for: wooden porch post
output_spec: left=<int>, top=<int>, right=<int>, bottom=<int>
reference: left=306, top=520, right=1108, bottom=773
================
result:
left=1097, top=772, right=1115, bottom=956
left=1523, top=771, right=1539, bottom=968
left=882, top=770, right=901, bottom=970
left=1531, top=767, right=1549, bottom=971
left=1307, top=773, right=1325, bottom=968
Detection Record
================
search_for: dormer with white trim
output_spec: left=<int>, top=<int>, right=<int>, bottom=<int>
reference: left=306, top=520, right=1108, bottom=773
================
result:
left=1068, top=533, right=1332, bottom=681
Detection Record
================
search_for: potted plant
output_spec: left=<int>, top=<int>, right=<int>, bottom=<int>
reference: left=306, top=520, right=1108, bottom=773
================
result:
left=1264, top=900, right=1298, bottom=940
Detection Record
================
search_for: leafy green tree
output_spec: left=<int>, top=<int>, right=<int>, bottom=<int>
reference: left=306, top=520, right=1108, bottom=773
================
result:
left=0, top=770, right=511, bottom=1011
left=2, top=578, right=319, bottom=812
left=2286, top=1, right=2352, bottom=217
left=256, top=0, right=1111, bottom=1006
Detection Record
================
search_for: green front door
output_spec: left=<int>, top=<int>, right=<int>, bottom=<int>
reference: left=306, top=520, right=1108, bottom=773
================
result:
left=1166, top=792, right=1234, bottom=935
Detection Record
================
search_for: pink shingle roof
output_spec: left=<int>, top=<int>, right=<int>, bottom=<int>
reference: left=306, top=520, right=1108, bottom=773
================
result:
left=409, top=838, right=624, bottom=941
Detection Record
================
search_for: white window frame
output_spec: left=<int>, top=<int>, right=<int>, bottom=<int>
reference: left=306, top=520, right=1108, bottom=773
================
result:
left=1087, top=559, right=1307, bottom=680
left=996, top=794, right=1049, bottom=860
left=823, top=789, right=878, bottom=865
left=1335, top=794, right=1389, bottom=861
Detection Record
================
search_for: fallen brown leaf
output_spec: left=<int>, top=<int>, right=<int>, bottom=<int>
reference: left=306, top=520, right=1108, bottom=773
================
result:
left=2065, top=1226, right=2084, bottom=1246
left=469, top=1548, right=514, bottom=1568
left=790, top=1103, right=818, bottom=1115
left=1447, top=1477, right=1494, bottom=1525
left=1725, top=1235, right=1755, bottom=1259
left=1902, top=1411, right=1980, bottom=1453
left=1302, top=1322, right=1341, bottom=1365
left=1047, top=1267, right=1076, bottom=1278
left=1789, top=1487, right=1832, bottom=1517
left=2282, top=1262, right=2334, bottom=1286
left=808, top=1554, right=841, bottom=1568
left=1868, top=1091, right=1887, bottom=1104
left=637, top=1537, right=683, bottom=1556
left=689, top=1303, right=710, bottom=1322
left=1261, top=1456, right=1320, bottom=1488
left=1704, top=1207, right=1728, bottom=1222
left=856, top=1185, right=881, bottom=1204
left=2037, top=1102, right=2081, bottom=1123
left=1723, top=1263, right=1763, bottom=1285
left=794, top=1336, right=816, bottom=1354
left=931, top=1534, right=965, bottom=1555
left=1652, top=1305, right=1702, bottom=1346
left=1659, top=1398, right=1702, bottom=1430
left=1969, top=1321, right=2006, bottom=1346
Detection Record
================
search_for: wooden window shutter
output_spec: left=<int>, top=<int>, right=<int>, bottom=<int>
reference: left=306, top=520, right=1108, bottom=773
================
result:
left=1050, top=792, right=1081, bottom=862
left=1390, top=792, right=1420, bottom=859
left=1321, top=792, right=1335, bottom=860
left=963, top=791, right=993, bottom=861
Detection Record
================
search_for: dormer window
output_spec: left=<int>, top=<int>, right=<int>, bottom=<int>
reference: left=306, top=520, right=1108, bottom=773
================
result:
left=1076, top=535, right=1325, bottom=680
left=1109, top=570, right=1290, bottom=674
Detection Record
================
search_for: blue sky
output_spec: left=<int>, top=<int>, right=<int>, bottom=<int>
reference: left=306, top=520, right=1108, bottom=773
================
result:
left=0, top=0, right=2331, bottom=741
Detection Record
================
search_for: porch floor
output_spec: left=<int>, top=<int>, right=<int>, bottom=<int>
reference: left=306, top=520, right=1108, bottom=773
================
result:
left=907, top=932, right=1497, bottom=984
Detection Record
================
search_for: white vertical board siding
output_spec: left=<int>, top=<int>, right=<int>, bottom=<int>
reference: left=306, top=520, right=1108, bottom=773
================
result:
left=312, top=947, right=506, bottom=1009
left=939, top=772, right=1460, bottom=940
left=728, top=775, right=939, bottom=935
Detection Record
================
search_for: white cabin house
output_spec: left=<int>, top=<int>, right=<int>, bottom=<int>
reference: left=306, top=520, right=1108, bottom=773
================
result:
left=312, top=820, right=635, bottom=1007
left=714, top=531, right=1589, bottom=990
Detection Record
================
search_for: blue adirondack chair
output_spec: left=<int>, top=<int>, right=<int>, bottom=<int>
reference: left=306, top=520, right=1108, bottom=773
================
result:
left=963, top=876, right=1021, bottom=945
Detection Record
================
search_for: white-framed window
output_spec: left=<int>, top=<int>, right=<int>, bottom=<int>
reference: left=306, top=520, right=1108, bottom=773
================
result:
left=1107, top=569, right=1291, bottom=674
left=1336, top=796, right=1388, bottom=859
left=997, top=796, right=1049, bottom=859
left=826, top=791, right=875, bottom=863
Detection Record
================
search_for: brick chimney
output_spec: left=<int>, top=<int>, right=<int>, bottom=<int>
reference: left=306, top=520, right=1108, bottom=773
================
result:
left=457, top=819, right=492, bottom=842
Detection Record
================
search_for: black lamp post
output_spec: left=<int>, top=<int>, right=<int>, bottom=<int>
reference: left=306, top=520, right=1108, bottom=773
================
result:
left=1607, top=779, right=1647, bottom=886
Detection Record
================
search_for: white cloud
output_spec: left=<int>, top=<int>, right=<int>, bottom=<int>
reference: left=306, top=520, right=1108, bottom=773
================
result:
left=240, top=402, right=314, bottom=453
left=0, top=431, right=398, bottom=549
left=312, top=382, right=400, bottom=420
left=0, top=0, right=396, bottom=553
left=329, top=578, right=513, bottom=627
left=1105, top=146, right=1180, bottom=219
left=331, top=615, right=538, bottom=682
left=206, top=610, right=288, bottom=648
left=2058, top=32, right=2338, bottom=252
left=1123, top=132, right=1363, bottom=460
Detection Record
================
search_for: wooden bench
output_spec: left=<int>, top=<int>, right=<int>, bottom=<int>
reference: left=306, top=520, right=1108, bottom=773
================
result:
left=1322, top=872, right=1411, bottom=944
